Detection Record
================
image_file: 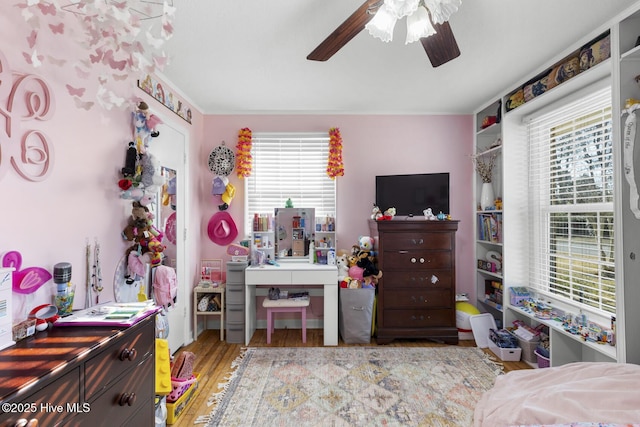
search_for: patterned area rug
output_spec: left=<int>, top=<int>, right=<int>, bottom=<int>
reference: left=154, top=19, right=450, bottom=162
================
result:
left=196, top=346, right=502, bottom=426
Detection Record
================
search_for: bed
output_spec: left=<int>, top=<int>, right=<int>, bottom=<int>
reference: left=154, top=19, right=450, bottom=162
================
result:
left=474, top=362, right=640, bottom=427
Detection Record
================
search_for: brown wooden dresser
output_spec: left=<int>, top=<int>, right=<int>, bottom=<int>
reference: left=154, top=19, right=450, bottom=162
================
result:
left=369, top=219, right=459, bottom=345
left=0, top=315, right=155, bottom=427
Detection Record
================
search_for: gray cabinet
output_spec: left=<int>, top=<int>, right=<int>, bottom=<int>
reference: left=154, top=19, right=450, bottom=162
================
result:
left=225, top=261, right=248, bottom=343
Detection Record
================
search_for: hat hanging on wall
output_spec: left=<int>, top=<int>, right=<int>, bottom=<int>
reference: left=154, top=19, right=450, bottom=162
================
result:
left=208, top=142, right=235, bottom=176
left=207, top=211, right=238, bottom=246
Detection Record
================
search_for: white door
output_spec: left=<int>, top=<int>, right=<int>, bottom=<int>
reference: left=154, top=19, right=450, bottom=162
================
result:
left=151, top=119, right=189, bottom=355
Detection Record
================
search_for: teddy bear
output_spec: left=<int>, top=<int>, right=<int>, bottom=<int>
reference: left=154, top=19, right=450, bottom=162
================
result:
left=355, top=235, right=382, bottom=285
left=122, top=202, right=151, bottom=241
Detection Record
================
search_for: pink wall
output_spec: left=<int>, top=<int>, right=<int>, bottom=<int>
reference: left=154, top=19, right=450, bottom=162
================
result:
left=201, top=115, right=476, bottom=298
left=1, top=2, right=476, bottom=328
left=0, top=4, right=203, bottom=321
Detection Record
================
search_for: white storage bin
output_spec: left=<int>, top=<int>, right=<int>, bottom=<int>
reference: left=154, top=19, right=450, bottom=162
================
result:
left=488, top=339, right=522, bottom=361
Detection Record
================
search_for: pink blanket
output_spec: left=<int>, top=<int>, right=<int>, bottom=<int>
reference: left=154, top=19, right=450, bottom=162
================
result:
left=474, top=362, right=640, bottom=427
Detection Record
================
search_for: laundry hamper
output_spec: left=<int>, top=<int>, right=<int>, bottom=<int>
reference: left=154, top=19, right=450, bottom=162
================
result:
left=339, top=288, right=375, bottom=344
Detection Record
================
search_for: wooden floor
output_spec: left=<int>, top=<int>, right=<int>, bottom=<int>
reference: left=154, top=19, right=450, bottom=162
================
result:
left=169, top=328, right=532, bottom=426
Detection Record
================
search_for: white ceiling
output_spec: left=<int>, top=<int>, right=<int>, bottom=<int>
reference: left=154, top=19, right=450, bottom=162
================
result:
left=160, top=0, right=638, bottom=115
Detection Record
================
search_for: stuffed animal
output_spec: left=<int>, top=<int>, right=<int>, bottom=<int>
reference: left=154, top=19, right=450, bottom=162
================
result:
left=336, top=253, right=349, bottom=281
left=140, top=152, right=162, bottom=189
left=147, top=239, right=165, bottom=266
left=371, top=204, right=383, bottom=220
left=122, top=202, right=150, bottom=241
left=348, top=264, right=364, bottom=281
left=358, top=236, right=375, bottom=252
left=356, top=235, right=382, bottom=285
left=132, top=101, right=163, bottom=151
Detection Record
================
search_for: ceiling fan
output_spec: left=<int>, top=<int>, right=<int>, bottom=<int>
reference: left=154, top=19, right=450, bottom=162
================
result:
left=307, top=0, right=460, bottom=68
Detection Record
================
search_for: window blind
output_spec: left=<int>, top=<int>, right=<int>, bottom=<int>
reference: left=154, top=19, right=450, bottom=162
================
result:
left=527, top=87, right=615, bottom=314
left=245, top=132, right=336, bottom=233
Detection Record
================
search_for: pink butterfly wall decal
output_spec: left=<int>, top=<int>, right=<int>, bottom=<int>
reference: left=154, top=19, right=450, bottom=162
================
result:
left=49, top=23, right=64, bottom=35
left=103, top=50, right=127, bottom=71
left=23, top=50, right=44, bottom=67
left=2, top=251, right=52, bottom=294
left=37, top=3, right=57, bottom=16
left=27, top=30, right=37, bottom=48
left=74, top=97, right=94, bottom=111
left=65, top=84, right=85, bottom=97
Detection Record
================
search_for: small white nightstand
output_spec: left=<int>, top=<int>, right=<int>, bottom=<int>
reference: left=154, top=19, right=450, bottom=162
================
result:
left=193, top=283, right=225, bottom=341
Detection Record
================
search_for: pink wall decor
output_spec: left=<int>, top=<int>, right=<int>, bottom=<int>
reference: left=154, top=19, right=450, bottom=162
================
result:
left=0, top=49, right=55, bottom=182
left=2, top=251, right=52, bottom=295
left=16, top=0, right=176, bottom=111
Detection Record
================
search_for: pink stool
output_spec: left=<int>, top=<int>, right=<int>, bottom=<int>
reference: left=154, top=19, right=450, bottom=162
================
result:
left=262, top=297, right=309, bottom=344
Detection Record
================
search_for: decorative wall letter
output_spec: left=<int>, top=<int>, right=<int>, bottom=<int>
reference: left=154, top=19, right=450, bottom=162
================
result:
left=0, top=50, right=55, bottom=182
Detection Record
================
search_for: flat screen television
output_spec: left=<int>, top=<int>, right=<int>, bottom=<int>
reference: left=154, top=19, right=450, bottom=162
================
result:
left=375, top=173, right=450, bottom=217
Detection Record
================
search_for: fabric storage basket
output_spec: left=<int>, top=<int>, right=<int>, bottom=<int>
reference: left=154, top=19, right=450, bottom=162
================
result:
left=339, top=288, right=375, bottom=344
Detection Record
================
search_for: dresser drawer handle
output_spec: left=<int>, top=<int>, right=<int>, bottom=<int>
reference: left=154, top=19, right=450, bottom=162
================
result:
left=14, top=419, right=38, bottom=427
left=119, top=348, right=137, bottom=361
left=119, top=392, right=137, bottom=406
left=411, top=257, right=416, bottom=263
left=419, top=258, right=425, bottom=263
left=411, top=239, right=424, bottom=245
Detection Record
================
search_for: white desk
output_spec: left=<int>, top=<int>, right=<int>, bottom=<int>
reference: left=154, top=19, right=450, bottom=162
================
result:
left=245, top=262, right=338, bottom=346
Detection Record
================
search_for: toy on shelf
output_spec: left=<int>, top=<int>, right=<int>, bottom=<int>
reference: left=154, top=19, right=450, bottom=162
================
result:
left=199, top=259, right=222, bottom=287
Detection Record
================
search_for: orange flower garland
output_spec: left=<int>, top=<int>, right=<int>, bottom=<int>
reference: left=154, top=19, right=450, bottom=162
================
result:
left=236, top=127, right=253, bottom=178
left=327, top=127, right=344, bottom=179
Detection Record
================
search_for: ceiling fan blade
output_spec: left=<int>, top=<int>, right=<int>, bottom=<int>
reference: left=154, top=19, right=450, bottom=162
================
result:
left=307, top=0, right=381, bottom=61
left=420, top=20, right=460, bottom=67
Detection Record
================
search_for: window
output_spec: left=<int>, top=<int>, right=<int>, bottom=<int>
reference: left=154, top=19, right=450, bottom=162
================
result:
left=245, top=132, right=336, bottom=233
left=527, top=87, right=615, bottom=314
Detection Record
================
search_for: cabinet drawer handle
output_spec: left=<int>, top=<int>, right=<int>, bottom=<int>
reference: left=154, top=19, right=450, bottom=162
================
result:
left=119, top=392, right=137, bottom=406
left=14, top=420, right=38, bottom=427
left=119, top=348, right=137, bottom=361
left=411, top=239, right=424, bottom=245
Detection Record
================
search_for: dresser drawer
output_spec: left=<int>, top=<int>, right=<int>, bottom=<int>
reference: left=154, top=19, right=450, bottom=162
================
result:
left=0, top=368, right=80, bottom=427
left=82, top=352, right=154, bottom=426
left=381, top=289, right=452, bottom=309
left=381, top=232, right=452, bottom=251
left=226, top=303, right=245, bottom=322
left=382, top=309, right=455, bottom=328
left=84, top=319, right=154, bottom=401
left=381, top=270, right=452, bottom=289
left=226, top=287, right=245, bottom=305
left=383, top=251, right=451, bottom=270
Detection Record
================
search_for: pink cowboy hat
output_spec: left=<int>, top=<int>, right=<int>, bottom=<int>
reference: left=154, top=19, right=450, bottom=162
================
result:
left=207, top=211, right=238, bottom=246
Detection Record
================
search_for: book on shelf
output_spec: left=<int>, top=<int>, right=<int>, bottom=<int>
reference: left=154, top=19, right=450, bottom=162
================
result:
left=477, top=212, right=502, bottom=243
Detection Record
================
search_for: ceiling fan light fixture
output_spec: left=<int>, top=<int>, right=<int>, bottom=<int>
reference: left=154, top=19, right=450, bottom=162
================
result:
left=423, top=0, right=461, bottom=25
left=405, top=5, right=436, bottom=44
left=365, top=5, right=397, bottom=42
left=384, top=0, right=420, bottom=19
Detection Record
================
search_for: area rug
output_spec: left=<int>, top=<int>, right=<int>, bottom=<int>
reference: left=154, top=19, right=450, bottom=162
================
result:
left=196, top=346, right=503, bottom=426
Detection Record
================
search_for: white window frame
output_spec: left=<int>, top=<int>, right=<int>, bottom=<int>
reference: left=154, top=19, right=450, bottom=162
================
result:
left=526, top=86, right=615, bottom=315
left=244, top=132, right=337, bottom=235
